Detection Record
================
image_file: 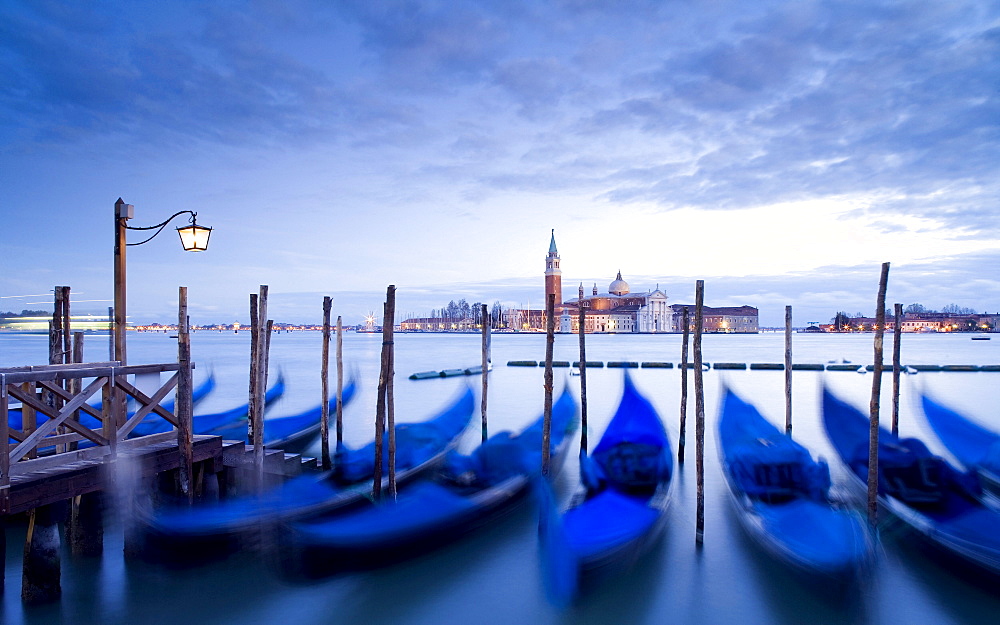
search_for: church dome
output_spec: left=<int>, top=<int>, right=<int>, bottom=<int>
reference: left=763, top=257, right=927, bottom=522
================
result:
left=609, top=271, right=629, bottom=296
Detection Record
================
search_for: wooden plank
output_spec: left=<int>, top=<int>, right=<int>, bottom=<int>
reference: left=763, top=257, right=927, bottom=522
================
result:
left=5, top=436, right=222, bottom=515
left=2, top=362, right=180, bottom=384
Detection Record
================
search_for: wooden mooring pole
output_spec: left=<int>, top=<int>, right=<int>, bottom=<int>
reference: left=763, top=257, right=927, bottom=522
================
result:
left=541, top=293, right=556, bottom=476
left=578, top=284, right=589, bottom=456
left=336, top=315, right=344, bottom=450
left=481, top=304, right=490, bottom=443
left=373, top=287, right=396, bottom=500
left=784, top=305, right=792, bottom=435
left=892, top=302, right=902, bottom=436
left=678, top=306, right=690, bottom=463
left=386, top=287, right=397, bottom=499
left=321, top=296, right=332, bottom=470
left=867, top=262, right=890, bottom=524
left=694, top=281, right=705, bottom=545
left=249, top=286, right=271, bottom=490
left=177, top=286, right=194, bottom=502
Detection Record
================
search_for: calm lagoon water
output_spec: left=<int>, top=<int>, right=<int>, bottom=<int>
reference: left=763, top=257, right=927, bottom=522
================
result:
left=3, top=330, right=1000, bottom=624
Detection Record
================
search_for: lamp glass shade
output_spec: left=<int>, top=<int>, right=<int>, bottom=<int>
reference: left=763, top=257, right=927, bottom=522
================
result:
left=176, top=223, right=212, bottom=251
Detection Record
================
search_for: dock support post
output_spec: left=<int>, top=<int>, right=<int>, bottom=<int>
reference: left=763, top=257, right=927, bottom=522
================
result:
left=694, top=281, right=705, bottom=545
left=679, top=307, right=689, bottom=464
left=867, top=262, right=890, bottom=524
left=69, top=492, right=104, bottom=557
left=22, top=503, right=63, bottom=603
left=177, top=286, right=194, bottom=501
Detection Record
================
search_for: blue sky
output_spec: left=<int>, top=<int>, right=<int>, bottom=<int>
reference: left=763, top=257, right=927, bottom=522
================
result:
left=2, top=0, right=998, bottom=327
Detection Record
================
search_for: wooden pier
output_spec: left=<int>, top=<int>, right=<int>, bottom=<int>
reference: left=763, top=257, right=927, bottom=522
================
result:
left=2, top=360, right=221, bottom=602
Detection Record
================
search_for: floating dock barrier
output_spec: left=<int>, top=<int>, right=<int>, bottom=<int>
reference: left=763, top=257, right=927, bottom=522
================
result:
left=507, top=360, right=538, bottom=367
left=750, top=363, right=784, bottom=370
left=573, top=361, right=604, bottom=368
left=713, top=363, right=746, bottom=370
left=680, top=363, right=710, bottom=369
left=941, top=365, right=980, bottom=372
left=907, top=364, right=942, bottom=371
left=980, top=365, right=1000, bottom=372
left=826, top=364, right=862, bottom=371
left=607, top=361, right=639, bottom=368
left=410, top=365, right=491, bottom=379
left=409, top=371, right=441, bottom=380
left=641, top=362, right=674, bottom=368
left=791, top=363, right=825, bottom=371
left=552, top=361, right=570, bottom=367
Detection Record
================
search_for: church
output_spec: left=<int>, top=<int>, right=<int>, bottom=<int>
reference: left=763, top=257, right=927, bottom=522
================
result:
left=510, top=230, right=757, bottom=334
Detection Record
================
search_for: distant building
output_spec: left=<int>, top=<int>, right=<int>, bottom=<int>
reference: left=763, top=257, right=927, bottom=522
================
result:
left=558, top=274, right=674, bottom=333
left=507, top=231, right=759, bottom=334
left=821, top=311, right=997, bottom=333
left=671, top=305, right=759, bottom=333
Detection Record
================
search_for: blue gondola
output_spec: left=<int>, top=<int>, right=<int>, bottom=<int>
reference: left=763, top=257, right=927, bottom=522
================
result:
left=130, top=372, right=287, bottom=438
left=822, top=386, right=1000, bottom=575
left=718, top=386, right=874, bottom=575
left=141, top=385, right=475, bottom=540
left=206, top=375, right=358, bottom=452
left=7, top=370, right=217, bottom=432
left=288, top=387, right=578, bottom=574
left=921, top=393, right=1000, bottom=494
left=538, top=373, right=673, bottom=604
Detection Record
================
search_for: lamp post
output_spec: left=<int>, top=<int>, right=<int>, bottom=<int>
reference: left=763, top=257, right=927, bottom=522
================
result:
left=113, top=197, right=212, bottom=364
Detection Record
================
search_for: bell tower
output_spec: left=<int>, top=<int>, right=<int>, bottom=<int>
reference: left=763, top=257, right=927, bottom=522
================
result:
left=544, top=229, right=562, bottom=314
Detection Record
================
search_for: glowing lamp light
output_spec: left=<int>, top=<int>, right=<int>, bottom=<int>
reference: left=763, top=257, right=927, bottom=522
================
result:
left=177, top=219, right=213, bottom=251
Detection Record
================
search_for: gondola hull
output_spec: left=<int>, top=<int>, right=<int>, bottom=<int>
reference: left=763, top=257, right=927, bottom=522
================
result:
left=290, top=388, right=579, bottom=575
left=718, top=387, right=873, bottom=577
left=540, top=373, right=673, bottom=604
left=822, top=386, right=1000, bottom=576
left=140, top=385, right=475, bottom=551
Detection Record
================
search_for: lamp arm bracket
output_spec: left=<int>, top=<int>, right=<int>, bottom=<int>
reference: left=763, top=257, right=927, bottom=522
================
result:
left=123, top=210, right=198, bottom=247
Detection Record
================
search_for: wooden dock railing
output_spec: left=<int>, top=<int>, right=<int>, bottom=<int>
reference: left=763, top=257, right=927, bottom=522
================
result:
left=1, top=360, right=193, bottom=514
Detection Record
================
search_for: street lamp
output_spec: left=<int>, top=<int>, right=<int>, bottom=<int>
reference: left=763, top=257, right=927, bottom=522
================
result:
left=114, top=197, right=212, bottom=364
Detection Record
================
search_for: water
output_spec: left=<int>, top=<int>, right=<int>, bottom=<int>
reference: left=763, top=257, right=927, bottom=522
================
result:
left=3, top=331, right=1000, bottom=624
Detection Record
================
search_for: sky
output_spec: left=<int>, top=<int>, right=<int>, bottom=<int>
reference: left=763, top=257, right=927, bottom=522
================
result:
left=1, top=0, right=998, bottom=327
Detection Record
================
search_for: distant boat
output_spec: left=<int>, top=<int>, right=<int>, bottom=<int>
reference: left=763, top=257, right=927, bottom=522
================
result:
left=718, top=387, right=874, bottom=576
left=972, top=336, right=991, bottom=341
left=822, top=386, right=1000, bottom=575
